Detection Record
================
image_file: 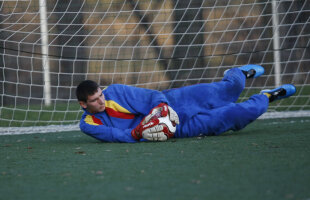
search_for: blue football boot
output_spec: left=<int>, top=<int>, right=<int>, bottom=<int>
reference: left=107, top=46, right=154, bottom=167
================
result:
left=260, top=84, right=296, bottom=102
left=239, top=64, right=265, bottom=78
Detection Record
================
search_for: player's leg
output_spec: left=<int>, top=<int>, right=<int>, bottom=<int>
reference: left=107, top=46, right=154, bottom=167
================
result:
left=208, top=64, right=265, bottom=105
left=176, top=94, right=269, bottom=137
left=164, top=68, right=245, bottom=110
left=215, top=65, right=264, bottom=104
left=164, top=65, right=264, bottom=110
left=175, top=84, right=296, bottom=137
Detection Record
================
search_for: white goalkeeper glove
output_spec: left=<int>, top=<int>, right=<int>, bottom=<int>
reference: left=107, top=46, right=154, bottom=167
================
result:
left=131, top=117, right=168, bottom=141
left=141, top=124, right=168, bottom=141
left=142, top=114, right=176, bottom=141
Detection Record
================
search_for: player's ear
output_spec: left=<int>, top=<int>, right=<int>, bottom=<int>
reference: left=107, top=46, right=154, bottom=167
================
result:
left=79, top=101, right=87, bottom=109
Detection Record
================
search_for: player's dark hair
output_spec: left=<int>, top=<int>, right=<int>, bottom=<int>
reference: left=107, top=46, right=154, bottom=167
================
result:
left=76, top=80, right=99, bottom=102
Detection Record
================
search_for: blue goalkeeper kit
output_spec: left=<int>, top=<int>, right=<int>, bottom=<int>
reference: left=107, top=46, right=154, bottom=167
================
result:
left=79, top=68, right=269, bottom=142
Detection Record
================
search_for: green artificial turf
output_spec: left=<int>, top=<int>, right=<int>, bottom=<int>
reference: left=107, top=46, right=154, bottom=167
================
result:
left=0, top=118, right=309, bottom=200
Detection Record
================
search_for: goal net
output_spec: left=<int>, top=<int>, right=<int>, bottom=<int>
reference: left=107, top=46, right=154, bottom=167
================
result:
left=0, top=0, right=309, bottom=135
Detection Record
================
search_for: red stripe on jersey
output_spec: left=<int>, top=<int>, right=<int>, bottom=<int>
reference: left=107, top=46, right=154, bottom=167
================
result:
left=105, top=107, right=135, bottom=119
left=92, top=115, right=103, bottom=125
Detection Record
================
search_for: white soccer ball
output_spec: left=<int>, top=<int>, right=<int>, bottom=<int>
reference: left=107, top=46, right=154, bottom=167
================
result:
left=157, top=115, right=176, bottom=133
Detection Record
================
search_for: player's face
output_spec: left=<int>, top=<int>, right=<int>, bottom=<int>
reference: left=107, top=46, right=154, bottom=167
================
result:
left=80, top=88, right=106, bottom=114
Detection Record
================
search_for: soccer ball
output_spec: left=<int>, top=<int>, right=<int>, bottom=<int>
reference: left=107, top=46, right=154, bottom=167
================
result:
left=157, top=115, right=176, bottom=138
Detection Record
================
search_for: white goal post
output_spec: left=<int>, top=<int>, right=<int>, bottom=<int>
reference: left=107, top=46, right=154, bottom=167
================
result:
left=0, top=0, right=309, bottom=135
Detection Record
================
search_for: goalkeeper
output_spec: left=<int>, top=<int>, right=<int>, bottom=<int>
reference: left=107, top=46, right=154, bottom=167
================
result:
left=76, top=65, right=296, bottom=143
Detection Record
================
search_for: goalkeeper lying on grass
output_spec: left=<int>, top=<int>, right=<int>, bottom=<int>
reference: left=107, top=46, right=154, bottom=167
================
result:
left=76, top=65, right=296, bottom=143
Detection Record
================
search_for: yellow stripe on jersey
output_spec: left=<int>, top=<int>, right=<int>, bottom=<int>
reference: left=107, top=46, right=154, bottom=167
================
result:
left=105, top=100, right=131, bottom=114
left=84, top=115, right=102, bottom=125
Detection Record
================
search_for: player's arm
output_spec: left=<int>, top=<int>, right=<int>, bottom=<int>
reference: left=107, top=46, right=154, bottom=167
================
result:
left=121, top=85, right=180, bottom=141
left=113, top=84, right=179, bottom=124
left=113, top=84, right=170, bottom=115
left=106, top=85, right=180, bottom=142
left=80, top=117, right=137, bottom=143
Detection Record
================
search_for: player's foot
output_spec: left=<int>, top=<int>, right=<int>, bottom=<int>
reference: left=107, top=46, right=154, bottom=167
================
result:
left=239, top=64, right=264, bottom=78
left=260, top=84, right=296, bottom=102
left=223, top=64, right=264, bottom=78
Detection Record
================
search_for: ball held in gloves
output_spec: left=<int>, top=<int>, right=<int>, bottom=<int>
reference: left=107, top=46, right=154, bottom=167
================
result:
left=150, top=113, right=176, bottom=138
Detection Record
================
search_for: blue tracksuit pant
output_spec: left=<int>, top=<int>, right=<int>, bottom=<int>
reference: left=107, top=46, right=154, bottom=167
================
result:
left=163, top=68, right=270, bottom=138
